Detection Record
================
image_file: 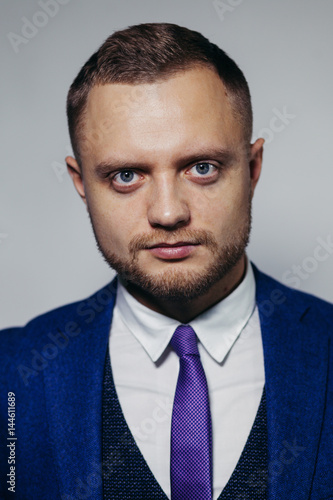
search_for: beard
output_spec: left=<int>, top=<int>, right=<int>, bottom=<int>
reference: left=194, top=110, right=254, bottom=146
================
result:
left=89, top=201, right=252, bottom=303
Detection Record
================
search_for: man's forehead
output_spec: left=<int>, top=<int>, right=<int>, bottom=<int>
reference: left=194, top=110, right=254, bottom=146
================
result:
left=80, top=67, right=244, bottom=166
left=85, top=67, right=232, bottom=120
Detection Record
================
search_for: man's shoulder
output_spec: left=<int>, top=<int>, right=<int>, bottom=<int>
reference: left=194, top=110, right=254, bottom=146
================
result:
left=253, top=263, right=333, bottom=325
left=0, top=278, right=118, bottom=359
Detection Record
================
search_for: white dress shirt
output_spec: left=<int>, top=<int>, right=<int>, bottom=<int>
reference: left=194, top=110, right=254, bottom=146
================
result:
left=109, top=260, right=265, bottom=499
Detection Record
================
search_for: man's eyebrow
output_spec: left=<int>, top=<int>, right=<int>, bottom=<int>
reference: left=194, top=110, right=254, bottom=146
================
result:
left=176, top=148, right=238, bottom=167
left=94, top=147, right=238, bottom=178
left=94, top=160, right=144, bottom=178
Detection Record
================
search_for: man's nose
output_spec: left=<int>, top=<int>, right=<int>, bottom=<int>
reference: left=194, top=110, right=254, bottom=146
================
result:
left=147, top=177, right=190, bottom=230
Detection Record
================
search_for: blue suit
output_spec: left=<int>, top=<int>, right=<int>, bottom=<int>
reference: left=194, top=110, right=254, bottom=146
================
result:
left=1, top=266, right=332, bottom=499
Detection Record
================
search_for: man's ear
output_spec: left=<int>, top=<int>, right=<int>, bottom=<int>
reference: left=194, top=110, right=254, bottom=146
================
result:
left=249, top=138, right=264, bottom=197
left=66, top=156, right=87, bottom=205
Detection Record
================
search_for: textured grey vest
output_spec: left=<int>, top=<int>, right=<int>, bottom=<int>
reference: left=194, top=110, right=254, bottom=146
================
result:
left=102, top=351, right=267, bottom=499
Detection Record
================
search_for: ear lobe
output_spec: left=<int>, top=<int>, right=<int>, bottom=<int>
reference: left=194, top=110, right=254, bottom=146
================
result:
left=249, top=138, right=264, bottom=196
left=66, top=156, right=87, bottom=204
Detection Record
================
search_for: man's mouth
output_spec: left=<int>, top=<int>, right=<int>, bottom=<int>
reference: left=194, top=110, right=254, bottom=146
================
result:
left=147, top=242, right=200, bottom=260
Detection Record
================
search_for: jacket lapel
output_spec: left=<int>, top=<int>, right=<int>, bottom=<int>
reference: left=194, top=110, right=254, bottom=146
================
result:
left=254, top=266, right=330, bottom=500
left=43, top=278, right=117, bottom=500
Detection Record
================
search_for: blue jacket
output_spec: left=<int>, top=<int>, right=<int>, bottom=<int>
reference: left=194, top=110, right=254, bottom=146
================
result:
left=1, top=266, right=332, bottom=499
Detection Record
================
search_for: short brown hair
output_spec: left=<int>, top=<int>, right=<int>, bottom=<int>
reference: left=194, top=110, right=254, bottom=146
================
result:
left=67, top=23, right=253, bottom=164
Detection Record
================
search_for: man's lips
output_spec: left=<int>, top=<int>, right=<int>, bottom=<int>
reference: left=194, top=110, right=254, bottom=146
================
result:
left=146, top=242, right=200, bottom=259
left=149, top=241, right=199, bottom=248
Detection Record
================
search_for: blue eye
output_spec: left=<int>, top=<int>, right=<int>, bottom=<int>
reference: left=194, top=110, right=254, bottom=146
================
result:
left=191, top=163, right=216, bottom=176
left=114, top=170, right=138, bottom=184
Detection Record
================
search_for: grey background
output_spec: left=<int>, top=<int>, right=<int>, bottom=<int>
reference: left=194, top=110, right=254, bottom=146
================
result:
left=1, top=0, right=332, bottom=329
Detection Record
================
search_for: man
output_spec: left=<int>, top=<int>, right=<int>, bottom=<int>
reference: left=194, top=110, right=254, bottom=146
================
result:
left=0, top=23, right=332, bottom=500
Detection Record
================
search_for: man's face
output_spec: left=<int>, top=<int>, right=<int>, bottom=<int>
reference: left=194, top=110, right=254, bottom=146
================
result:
left=67, top=67, right=263, bottom=303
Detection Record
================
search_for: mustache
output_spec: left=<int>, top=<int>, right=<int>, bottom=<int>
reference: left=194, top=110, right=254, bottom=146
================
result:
left=129, top=228, right=218, bottom=255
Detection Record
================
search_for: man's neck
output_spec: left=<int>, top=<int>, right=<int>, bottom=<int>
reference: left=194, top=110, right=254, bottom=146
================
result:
left=124, top=256, right=247, bottom=323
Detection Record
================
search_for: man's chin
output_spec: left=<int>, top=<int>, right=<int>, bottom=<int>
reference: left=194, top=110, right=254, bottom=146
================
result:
left=118, top=257, right=243, bottom=303
left=96, top=234, right=249, bottom=303
left=122, top=269, right=215, bottom=302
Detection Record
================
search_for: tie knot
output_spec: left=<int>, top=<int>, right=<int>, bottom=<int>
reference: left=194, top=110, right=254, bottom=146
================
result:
left=171, top=324, right=199, bottom=358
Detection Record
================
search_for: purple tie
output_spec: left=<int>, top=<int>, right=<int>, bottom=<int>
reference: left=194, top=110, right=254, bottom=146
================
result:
left=170, top=324, right=212, bottom=500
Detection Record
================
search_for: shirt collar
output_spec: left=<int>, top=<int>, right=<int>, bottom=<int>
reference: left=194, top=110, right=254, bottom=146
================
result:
left=115, top=259, right=256, bottom=363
